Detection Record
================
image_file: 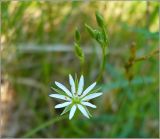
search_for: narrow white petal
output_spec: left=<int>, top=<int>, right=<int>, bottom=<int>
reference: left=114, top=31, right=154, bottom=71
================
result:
left=49, top=94, right=71, bottom=101
left=77, top=75, right=84, bottom=95
left=82, top=92, right=103, bottom=101
left=55, top=101, right=72, bottom=109
left=81, top=82, right=96, bottom=97
left=69, top=74, right=76, bottom=95
left=55, top=81, right=72, bottom=97
left=81, top=101, right=96, bottom=108
left=69, top=105, right=77, bottom=120
left=77, top=104, right=89, bottom=118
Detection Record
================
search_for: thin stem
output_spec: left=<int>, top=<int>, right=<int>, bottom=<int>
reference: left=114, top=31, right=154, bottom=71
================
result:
left=134, top=48, right=159, bottom=62
left=96, top=46, right=107, bottom=82
left=22, top=115, right=67, bottom=137
left=80, top=59, right=85, bottom=74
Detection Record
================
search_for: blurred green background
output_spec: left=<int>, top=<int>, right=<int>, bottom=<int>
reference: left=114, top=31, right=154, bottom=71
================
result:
left=1, top=1, right=159, bottom=138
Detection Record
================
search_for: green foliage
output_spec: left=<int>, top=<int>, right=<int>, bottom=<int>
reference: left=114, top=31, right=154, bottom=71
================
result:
left=1, top=1, right=158, bottom=138
left=85, top=11, right=109, bottom=81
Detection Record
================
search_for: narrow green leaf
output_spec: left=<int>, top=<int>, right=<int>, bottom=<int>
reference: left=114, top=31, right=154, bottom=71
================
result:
left=51, top=87, right=66, bottom=95
left=85, top=24, right=96, bottom=38
left=61, top=104, right=72, bottom=115
left=89, top=87, right=101, bottom=94
left=84, top=105, right=92, bottom=117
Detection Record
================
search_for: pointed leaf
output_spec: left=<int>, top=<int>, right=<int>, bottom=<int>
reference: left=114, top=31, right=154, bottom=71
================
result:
left=88, top=87, right=101, bottom=95
left=61, top=104, right=72, bottom=115
left=51, top=87, right=66, bottom=95
left=83, top=105, right=92, bottom=117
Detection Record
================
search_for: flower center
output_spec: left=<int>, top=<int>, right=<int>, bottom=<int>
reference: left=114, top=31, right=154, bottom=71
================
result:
left=72, top=96, right=80, bottom=104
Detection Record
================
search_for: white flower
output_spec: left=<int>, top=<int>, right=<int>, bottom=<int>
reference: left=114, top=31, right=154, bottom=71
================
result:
left=49, top=74, right=103, bottom=120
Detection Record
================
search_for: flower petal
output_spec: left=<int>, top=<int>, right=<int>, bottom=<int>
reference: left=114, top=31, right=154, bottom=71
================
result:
left=81, top=102, right=96, bottom=108
left=69, top=74, right=76, bottom=95
left=77, top=75, right=84, bottom=95
left=49, top=94, right=71, bottom=101
left=77, top=104, right=90, bottom=118
left=55, top=81, right=72, bottom=97
left=55, top=101, right=72, bottom=109
left=81, top=82, right=96, bottom=97
left=81, top=92, right=103, bottom=101
left=69, top=105, right=77, bottom=120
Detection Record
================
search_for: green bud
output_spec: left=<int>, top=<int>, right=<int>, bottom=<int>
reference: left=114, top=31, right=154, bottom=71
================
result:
left=85, top=24, right=95, bottom=38
left=95, top=31, right=103, bottom=45
left=96, top=11, right=105, bottom=28
left=74, top=43, right=84, bottom=62
left=75, top=28, right=81, bottom=42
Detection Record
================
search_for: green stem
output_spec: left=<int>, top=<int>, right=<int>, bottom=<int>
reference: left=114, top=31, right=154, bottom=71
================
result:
left=22, top=115, right=67, bottom=137
left=80, top=59, right=85, bottom=74
left=96, top=46, right=107, bottom=82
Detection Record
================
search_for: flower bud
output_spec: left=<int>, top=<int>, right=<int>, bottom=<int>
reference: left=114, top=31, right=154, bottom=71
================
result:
left=75, top=28, right=81, bottom=43
left=74, top=43, right=84, bottom=62
left=96, top=11, right=105, bottom=28
left=95, top=31, right=103, bottom=45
